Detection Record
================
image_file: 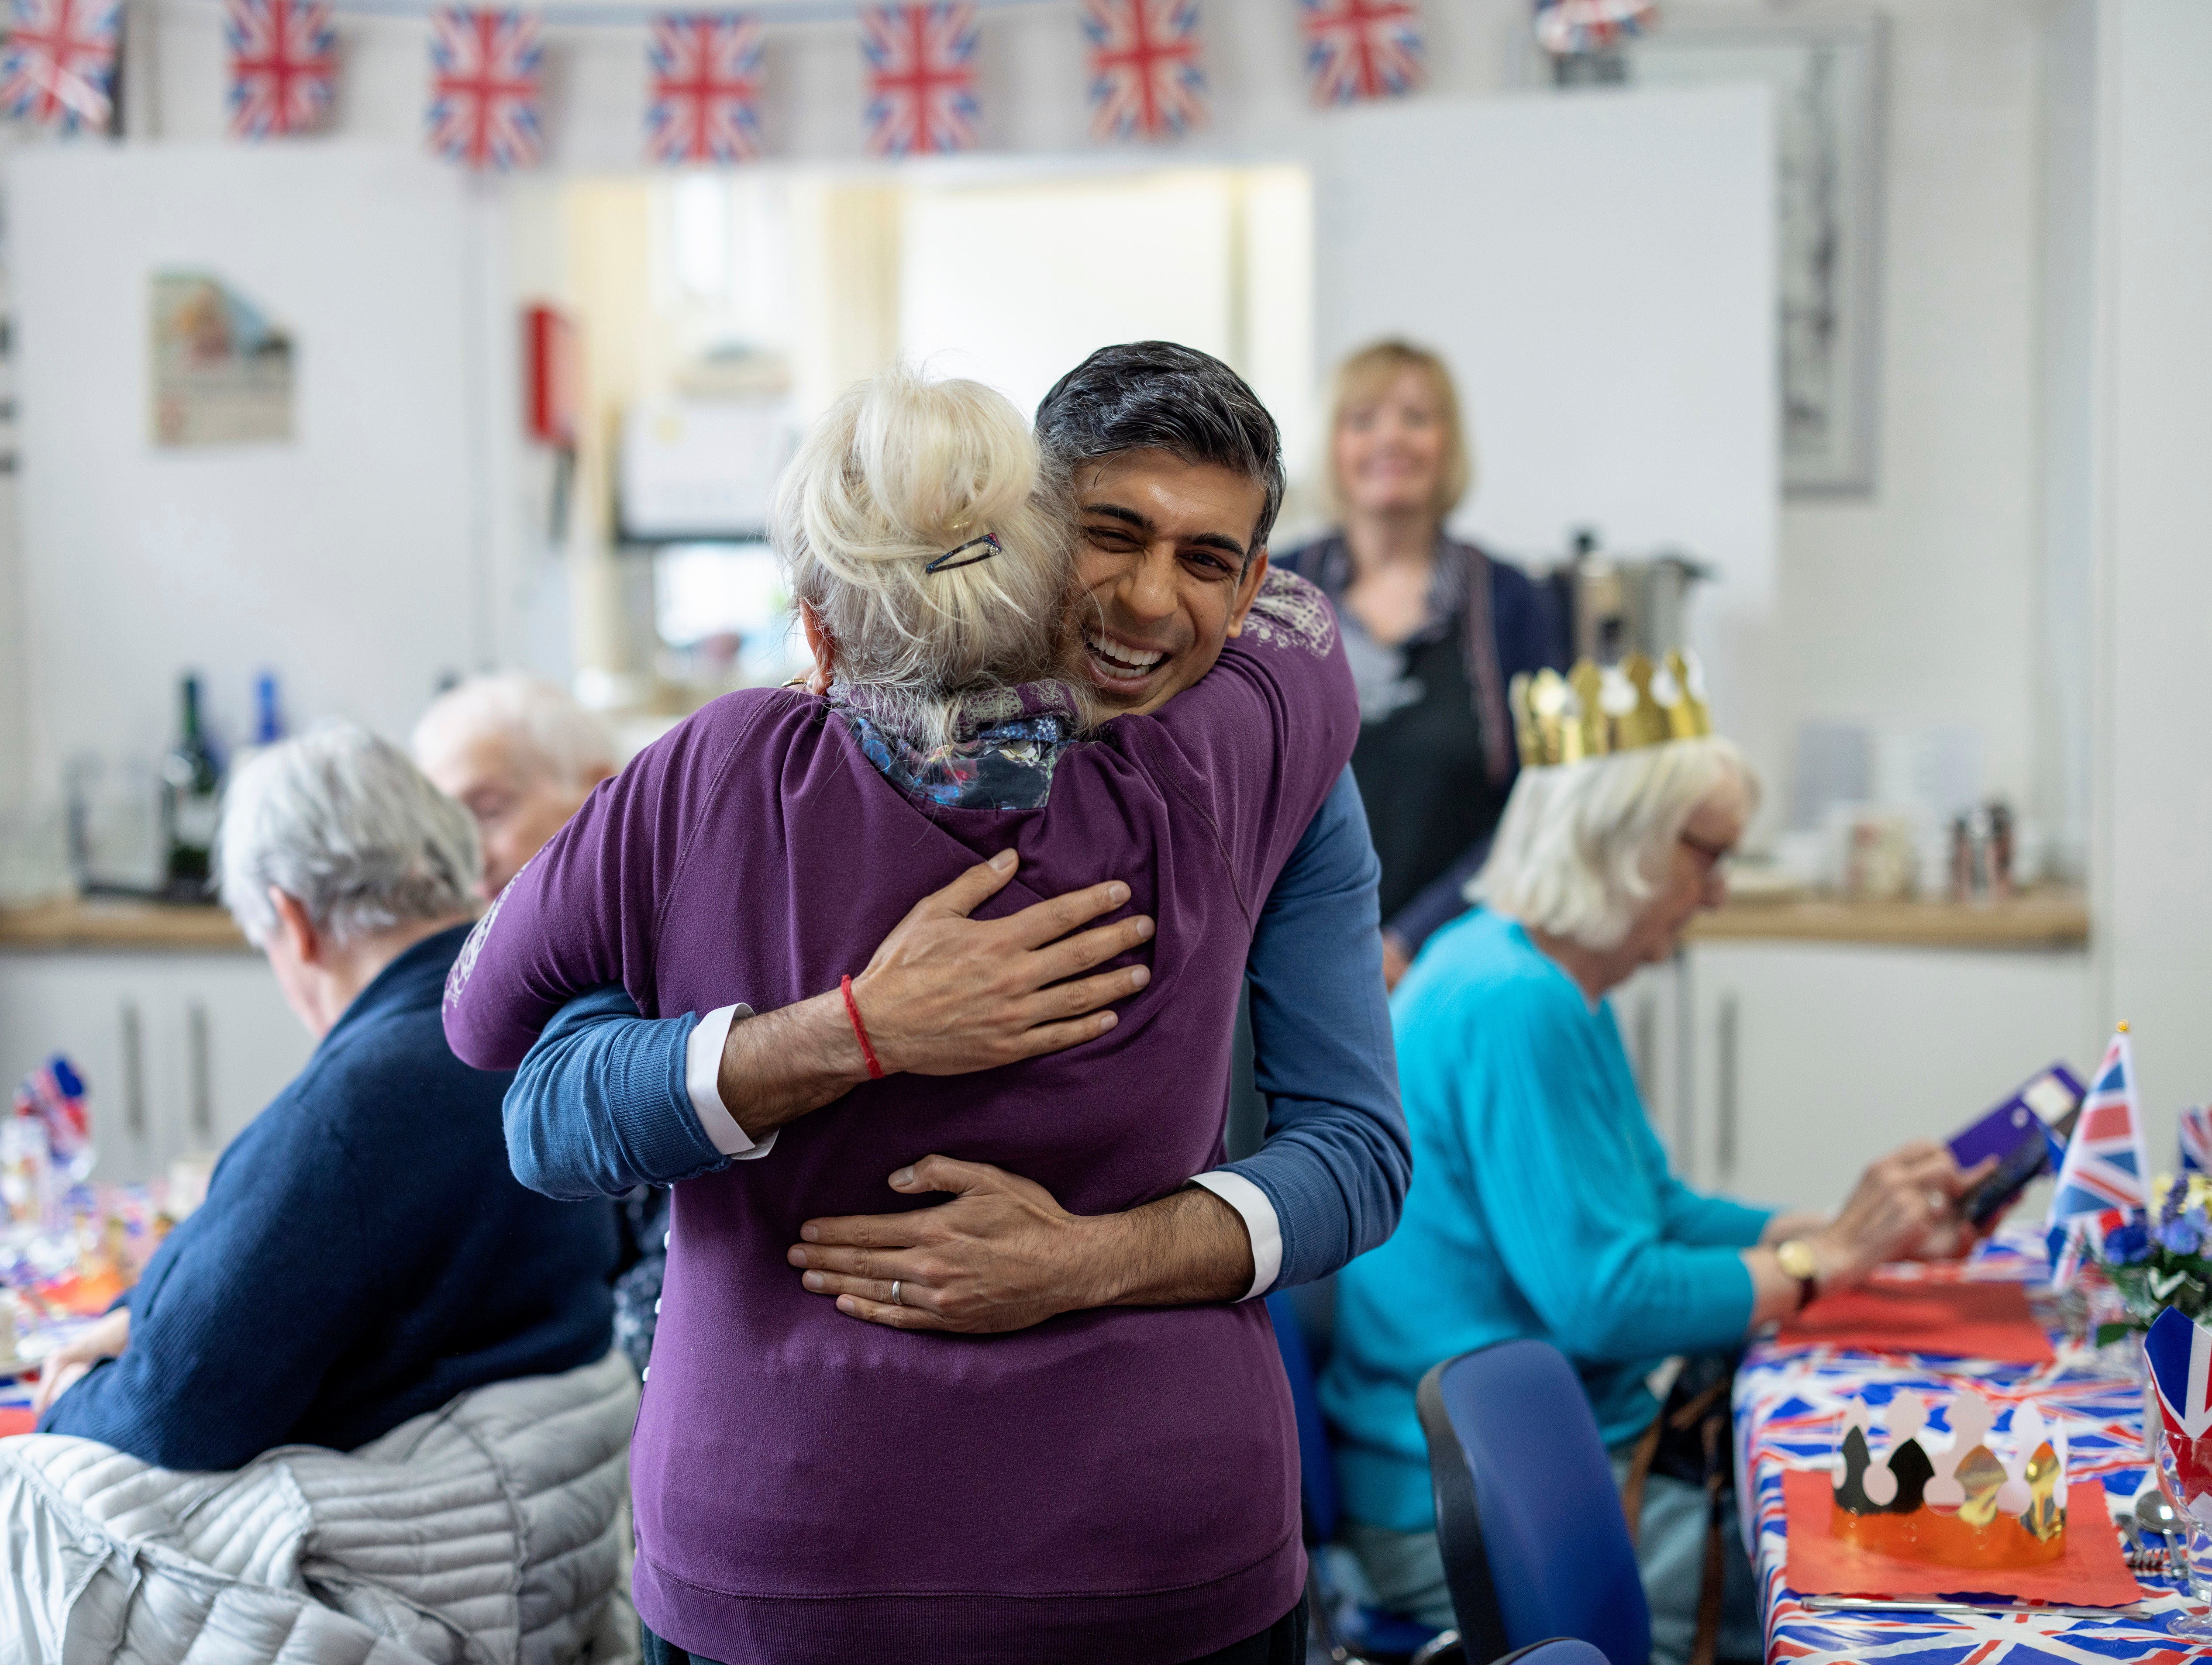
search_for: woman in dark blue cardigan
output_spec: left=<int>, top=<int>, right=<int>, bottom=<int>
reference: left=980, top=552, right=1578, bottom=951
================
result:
left=1273, top=340, right=1562, bottom=985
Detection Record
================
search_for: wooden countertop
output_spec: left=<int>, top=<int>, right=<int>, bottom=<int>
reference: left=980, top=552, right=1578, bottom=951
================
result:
left=0, top=889, right=2093, bottom=955
left=1686, top=888, right=2090, bottom=950
left=0, top=896, right=253, bottom=953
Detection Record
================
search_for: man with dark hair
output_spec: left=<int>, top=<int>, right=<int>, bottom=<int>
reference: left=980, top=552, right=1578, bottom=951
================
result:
left=501, top=348, right=1404, bottom=1605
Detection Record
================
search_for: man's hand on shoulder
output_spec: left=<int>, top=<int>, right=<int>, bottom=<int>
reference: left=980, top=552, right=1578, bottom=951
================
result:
left=788, top=1155, right=1254, bottom=1333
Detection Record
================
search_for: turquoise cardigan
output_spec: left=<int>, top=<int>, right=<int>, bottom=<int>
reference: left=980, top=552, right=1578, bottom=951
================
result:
left=1319, top=909, right=1772, bottom=1534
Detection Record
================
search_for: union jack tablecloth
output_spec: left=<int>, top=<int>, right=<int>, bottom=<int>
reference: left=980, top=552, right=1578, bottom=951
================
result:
left=1737, top=1229, right=2212, bottom=1663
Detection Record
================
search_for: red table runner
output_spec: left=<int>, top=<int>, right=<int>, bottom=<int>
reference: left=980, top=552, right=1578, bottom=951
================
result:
left=1783, top=1471, right=2141, bottom=1606
left=1774, top=1275, right=2056, bottom=1365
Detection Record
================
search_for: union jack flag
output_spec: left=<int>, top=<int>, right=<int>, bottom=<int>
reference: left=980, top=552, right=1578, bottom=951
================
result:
left=2048, top=1026, right=2151, bottom=1230
left=2182, top=1106, right=2212, bottom=1174
left=1081, top=0, right=1205, bottom=143
left=225, top=0, right=336, bottom=139
left=860, top=3, right=978, bottom=158
left=1298, top=0, right=1421, bottom=107
left=427, top=8, right=542, bottom=171
left=0, top=0, right=119, bottom=133
left=646, top=14, right=761, bottom=164
left=1532, top=0, right=1655, bottom=58
left=2148, top=1305, right=2212, bottom=1441
left=2047, top=1204, right=2129, bottom=1292
left=12, top=1054, right=89, bottom=1162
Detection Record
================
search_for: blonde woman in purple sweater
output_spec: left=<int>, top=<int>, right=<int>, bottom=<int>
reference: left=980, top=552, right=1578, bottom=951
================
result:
left=445, top=363, right=1358, bottom=1665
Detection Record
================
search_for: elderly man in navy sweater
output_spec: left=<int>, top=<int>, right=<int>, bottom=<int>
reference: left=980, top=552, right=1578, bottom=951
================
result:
left=34, top=727, right=617, bottom=1469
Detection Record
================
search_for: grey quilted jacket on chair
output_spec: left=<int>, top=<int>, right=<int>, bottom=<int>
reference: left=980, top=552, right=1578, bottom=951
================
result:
left=0, top=1347, right=639, bottom=1665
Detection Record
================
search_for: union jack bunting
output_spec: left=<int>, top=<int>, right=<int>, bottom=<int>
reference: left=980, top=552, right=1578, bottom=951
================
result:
left=1298, top=0, right=1421, bottom=107
left=2182, top=1105, right=2212, bottom=1174
left=427, top=7, right=542, bottom=171
left=225, top=0, right=336, bottom=139
left=1081, top=0, right=1205, bottom=143
left=646, top=14, right=761, bottom=164
left=0, top=0, right=119, bottom=133
left=2048, top=1026, right=2151, bottom=1229
left=1531, top=0, right=1656, bottom=58
left=860, top=3, right=978, bottom=158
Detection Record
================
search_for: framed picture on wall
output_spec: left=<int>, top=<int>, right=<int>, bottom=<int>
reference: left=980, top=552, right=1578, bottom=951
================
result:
left=1621, top=10, right=1888, bottom=497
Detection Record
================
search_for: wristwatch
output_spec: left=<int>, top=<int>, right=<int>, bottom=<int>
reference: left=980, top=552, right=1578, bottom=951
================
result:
left=1775, top=1239, right=1820, bottom=1312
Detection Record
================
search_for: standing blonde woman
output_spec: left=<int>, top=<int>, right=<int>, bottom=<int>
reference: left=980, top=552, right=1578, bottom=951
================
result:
left=445, top=364, right=1360, bottom=1665
left=1275, top=341, right=1562, bottom=985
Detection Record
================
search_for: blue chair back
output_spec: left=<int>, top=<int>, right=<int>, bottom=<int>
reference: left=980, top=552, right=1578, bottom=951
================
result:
left=1264, top=1289, right=1338, bottom=1543
left=1416, top=1341, right=1650, bottom=1665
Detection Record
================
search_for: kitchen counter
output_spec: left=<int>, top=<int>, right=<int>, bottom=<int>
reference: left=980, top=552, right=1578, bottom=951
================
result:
left=0, top=897, right=252, bottom=953
left=1686, top=888, right=2089, bottom=950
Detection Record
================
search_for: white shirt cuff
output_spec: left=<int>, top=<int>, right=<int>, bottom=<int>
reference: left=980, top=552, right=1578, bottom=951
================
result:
left=684, top=1003, right=776, bottom=1161
left=1191, top=1170, right=1282, bottom=1301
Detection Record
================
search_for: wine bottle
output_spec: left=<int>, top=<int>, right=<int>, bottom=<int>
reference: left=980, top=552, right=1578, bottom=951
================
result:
left=162, top=674, right=222, bottom=897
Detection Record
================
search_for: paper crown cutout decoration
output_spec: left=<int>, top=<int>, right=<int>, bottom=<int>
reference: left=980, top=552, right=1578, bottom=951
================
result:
left=2146, top=1305, right=2212, bottom=1520
left=1831, top=1389, right=2067, bottom=1568
left=1509, top=650, right=1712, bottom=769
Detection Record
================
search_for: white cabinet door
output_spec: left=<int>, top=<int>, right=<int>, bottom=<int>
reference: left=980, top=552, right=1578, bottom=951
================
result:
left=1681, top=943, right=2092, bottom=1213
left=0, top=955, right=311, bottom=1183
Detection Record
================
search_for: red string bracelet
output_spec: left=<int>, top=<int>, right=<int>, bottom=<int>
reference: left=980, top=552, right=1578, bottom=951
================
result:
left=841, top=974, right=885, bottom=1080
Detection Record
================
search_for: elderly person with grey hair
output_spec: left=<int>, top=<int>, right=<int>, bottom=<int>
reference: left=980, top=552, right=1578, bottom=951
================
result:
left=414, top=672, right=618, bottom=898
left=33, top=726, right=619, bottom=1471
left=1319, top=722, right=1995, bottom=1665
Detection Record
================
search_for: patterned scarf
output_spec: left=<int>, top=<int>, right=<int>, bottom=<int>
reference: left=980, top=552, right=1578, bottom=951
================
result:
left=830, top=680, right=1086, bottom=811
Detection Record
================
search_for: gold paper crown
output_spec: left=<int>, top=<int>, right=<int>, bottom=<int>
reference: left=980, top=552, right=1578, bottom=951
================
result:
left=1831, top=1390, right=2068, bottom=1568
left=1509, top=650, right=1713, bottom=768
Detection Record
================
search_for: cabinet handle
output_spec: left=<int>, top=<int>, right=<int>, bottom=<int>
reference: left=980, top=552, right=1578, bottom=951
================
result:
left=187, top=1000, right=212, bottom=1140
left=1716, top=991, right=1739, bottom=1179
left=119, top=1000, right=145, bottom=1139
left=1632, top=994, right=1657, bottom=1113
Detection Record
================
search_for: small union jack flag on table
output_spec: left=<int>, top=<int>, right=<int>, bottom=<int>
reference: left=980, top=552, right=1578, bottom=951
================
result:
left=226, top=0, right=336, bottom=139
left=427, top=7, right=542, bottom=171
left=1081, top=0, right=1204, bottom=143
left=860, top=2, right=978, bottom=157
left=1532, top=0, right=1656, bottom=59
left=1298, top=0, right=1421, bottom=107
left=1, top=0, right=120, bottom=134
left=647, top=13, right=761, bottom=164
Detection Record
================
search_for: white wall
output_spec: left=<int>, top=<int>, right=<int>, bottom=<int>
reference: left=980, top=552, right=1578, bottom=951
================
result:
left=2092, top=0, right=2212, bottom=1151
left=7, top=146, right=506, bottom=784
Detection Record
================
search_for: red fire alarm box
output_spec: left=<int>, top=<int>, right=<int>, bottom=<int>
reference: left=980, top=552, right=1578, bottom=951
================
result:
left=525, top=304, right=577, bottom=450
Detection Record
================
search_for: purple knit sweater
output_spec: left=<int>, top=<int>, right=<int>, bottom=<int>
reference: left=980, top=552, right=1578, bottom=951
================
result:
left=444, top=571, right=1357, bottom=1665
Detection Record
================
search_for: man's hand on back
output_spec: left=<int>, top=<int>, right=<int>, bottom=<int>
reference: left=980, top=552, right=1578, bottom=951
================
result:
left=787, top=1156, right=1255, bottom=1333
left=716, top=854, right=1154, bottom=1143
left=852, top=852, right=1155, bottom=1075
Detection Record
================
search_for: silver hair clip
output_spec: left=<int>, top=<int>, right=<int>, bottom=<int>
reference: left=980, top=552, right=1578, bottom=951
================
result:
left=925, top=532, right=1002, bottom=573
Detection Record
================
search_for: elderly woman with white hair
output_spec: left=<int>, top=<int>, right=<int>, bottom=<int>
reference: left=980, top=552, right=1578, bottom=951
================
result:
left=34, top=727, right=620, bottom=1477
left=1319, top=708, right=1992, bottom=1665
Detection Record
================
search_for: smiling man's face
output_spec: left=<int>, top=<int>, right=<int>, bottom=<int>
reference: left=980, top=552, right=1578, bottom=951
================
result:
left=1072, top=448, right=1272, bottom=717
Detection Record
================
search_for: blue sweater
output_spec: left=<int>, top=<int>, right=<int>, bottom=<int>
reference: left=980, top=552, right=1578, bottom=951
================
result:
left=505, top=765, right=1409, bottom=1293
left=41, top=926, right=619, bottom=1470
left=1319, top=910, right=1772, bottom=1533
